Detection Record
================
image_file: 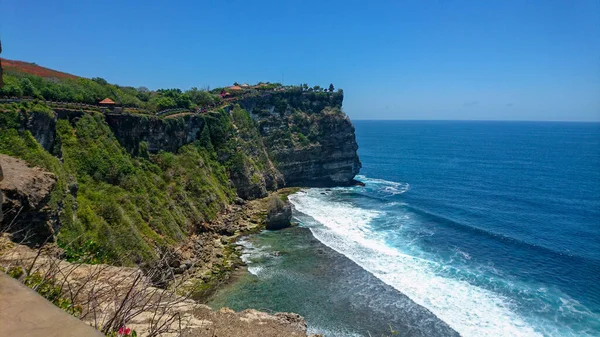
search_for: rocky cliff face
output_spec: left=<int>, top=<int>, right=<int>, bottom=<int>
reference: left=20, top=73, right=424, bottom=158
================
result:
left=0, top=154, right=58, bottom=243
left=104, top=113, right=205, bottom=155
left=26, top=111, right=56, bottom=152
left=240, top=91, right=361, bottom=186
left=103, top=109, right=284, bottom=200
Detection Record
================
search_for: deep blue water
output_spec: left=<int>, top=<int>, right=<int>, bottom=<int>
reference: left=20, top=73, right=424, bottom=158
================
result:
left=211, top=121, right=600, bottom=336
left=349, top=121, right=600, bottom=336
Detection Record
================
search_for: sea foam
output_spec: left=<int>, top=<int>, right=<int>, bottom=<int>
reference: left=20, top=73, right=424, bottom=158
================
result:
left=289, top=187, right=543, bottom=337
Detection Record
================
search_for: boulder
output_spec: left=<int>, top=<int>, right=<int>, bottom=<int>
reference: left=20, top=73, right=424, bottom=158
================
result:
left=0, top=155, right=57, bottom=244
left=265, top=197, right=292, bottom=230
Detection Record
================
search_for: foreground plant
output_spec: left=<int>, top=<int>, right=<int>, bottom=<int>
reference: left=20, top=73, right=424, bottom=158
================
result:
left=105, top=326, right=137, bottom=337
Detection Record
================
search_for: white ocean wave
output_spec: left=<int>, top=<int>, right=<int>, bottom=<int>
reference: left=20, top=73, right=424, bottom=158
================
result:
left=355, top=175, right=410, bottom=196
left=289, top=188, right=543, bottom=337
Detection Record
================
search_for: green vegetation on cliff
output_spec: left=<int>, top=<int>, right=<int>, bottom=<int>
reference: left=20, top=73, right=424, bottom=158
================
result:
left=0, top=70, right=221, bottom=111
left=1, top=108, right=238, bottom=264
left=0, top=101, right=289, bottom=264
left=59, top=114, right=237, bottom=263
left=210, top=105, right=282, bottom=199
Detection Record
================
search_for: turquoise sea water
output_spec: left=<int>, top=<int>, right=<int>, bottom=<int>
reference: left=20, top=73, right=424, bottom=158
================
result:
left=210, top=121, right=600, bottom=336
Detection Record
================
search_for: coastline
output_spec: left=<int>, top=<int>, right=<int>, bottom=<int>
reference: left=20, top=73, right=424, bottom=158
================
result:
left=178, top=187, right=302, bottom=302
left=206, top=189, right=460, bottom=337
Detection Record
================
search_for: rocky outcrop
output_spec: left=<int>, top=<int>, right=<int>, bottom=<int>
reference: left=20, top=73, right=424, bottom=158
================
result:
left=270, top=111, right=361, bottom=186
left=0, top=154, right=57, bottom=244
left=27, top=111, right=56, bottom=152
left=265, top=197, right=292, bottom=230
left=241, top=91, right=362, bottom=186
left=2, top=110, right=57, bottom=153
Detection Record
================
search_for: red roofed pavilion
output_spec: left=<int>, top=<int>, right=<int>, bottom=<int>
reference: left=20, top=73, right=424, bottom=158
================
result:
left=98, top=98, right=116, bottom=105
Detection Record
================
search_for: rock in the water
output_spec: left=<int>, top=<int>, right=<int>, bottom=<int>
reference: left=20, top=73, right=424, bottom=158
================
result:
left=265, top=197, right=292, bottom=230
left=351, top=179, right=366, bottom=186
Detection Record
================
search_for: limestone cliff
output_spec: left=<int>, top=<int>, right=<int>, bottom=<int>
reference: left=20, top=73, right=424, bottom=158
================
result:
left=104, top=113, right=205, bottom=155
left=239, top=90, right=362, bottom=186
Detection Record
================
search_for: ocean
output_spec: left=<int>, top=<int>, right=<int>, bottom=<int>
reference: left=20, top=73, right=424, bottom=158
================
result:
left=209, top=121, right=600, bottom=337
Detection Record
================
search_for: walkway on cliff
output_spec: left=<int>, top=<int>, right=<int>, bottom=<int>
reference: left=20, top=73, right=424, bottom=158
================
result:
left=0, top=272, right=103, bottom=337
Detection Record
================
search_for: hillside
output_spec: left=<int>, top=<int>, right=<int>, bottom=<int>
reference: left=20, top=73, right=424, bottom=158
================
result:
left=0, top=59, right=360, bottom=335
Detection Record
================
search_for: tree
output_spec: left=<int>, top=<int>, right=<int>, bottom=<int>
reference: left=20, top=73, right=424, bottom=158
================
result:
left=92, top=77, right=108, bottom=86
left=1, top=83, right=23, bottom=97
left=313, top=85, right=321, bottom=92
left=20, top=78, right=39, bottom=97
left=156, top=97, right=176, bottom=110
left=302, top=83, right=308, bottom=91
left=175, top=93, right=192, bottom=109
left=40, top=86, right=59, bottom=100
left=186, top=87, right=216, bottom=107
left=157, top=88, right=182, bottom=99
left=329, top=83, right=334, bottom=92
left=136, top=87, right=151, bottom=102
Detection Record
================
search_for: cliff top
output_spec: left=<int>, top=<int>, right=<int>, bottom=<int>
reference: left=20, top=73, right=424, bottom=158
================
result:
left=1, top=58, right=342, bottom=116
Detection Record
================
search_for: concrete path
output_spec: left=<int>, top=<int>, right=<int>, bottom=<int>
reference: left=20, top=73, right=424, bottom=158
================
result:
left=0, top=272, right=103, bottom=337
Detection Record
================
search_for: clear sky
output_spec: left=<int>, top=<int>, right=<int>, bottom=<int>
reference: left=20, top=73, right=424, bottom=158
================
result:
left=1, top=0, right=599, bottom=121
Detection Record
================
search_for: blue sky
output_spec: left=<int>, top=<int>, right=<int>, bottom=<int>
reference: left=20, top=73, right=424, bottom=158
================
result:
left=1, top=0, right=599, bottom=121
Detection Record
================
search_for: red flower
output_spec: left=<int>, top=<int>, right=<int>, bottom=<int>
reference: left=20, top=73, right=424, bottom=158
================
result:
left=118, top=327, right=125, bottom=335
left=125, top=328, right=131, bottom=335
